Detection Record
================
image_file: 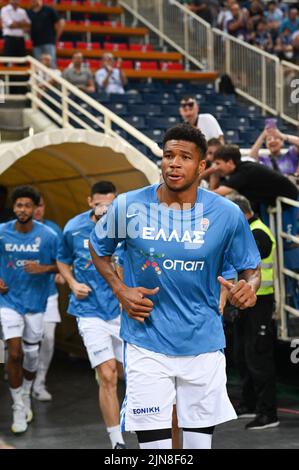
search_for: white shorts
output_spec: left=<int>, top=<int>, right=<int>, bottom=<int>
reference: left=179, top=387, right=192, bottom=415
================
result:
left=0, top=307, right=44, bottom=343
left=121, top=344, right=237, bottom=432
left=43, top=294, right=61, bottom=323
left=77, top=315, right=123, bottom=369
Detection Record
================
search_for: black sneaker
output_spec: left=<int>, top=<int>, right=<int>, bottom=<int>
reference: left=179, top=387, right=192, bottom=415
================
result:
left=245, top=414, right=280, bottom=430
left=114, top=443, right=127, bottom=449
left=235, top=404, right=256, bottom=419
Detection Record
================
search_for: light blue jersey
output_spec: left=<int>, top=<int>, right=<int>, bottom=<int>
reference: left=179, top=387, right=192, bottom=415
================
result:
left=58, top=210, right=120, bottom=320
left=90, top=185, right=261, bottom=356
left=44, top=219, right=63, bottom=297
left=0, top=220, right=58, bottom=315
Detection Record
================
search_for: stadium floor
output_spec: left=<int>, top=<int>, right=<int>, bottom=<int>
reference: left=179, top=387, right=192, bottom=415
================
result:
left=1, top=352, right=299, bottom=449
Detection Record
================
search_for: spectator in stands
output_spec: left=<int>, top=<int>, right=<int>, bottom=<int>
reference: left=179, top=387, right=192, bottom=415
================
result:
left=250, top=125, right=299, bottom=176
left=212, top=144, right=298, bottom=237
left=37, top=52, right=61, bottom=90
left=227, top=3, right=249, bottom=40
left=230, top=194, right=279, bottom=431
left=274, top=26, right=294, bottom=60
left=201, top=137, right=223, bottom=189
left=217, top=0, right=236, bottom=33
left=247, top=0, right=264, bottom=31
left=186, top=0, right=214, bottom=25
left=292, top=30, right=299, bottom=65
left=95, top=53, right=127, bottom=95
left=279, top=7, right=299, bottom=35
left=179, top=95, right=224, bottom=143
left=252, top=20, right=273, bottom=52
left=0, top=0, right=31, bottom=57
left=264, top=1, right=284, bottom=38
left=62, top=52, right=95, bottom=94
left=0, top=185, right=14, bottom=223
left=28, top=0, right=64, bottom=67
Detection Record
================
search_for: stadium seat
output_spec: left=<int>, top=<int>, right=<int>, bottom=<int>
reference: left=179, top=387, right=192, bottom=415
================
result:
left=125, top=116, right=147, bottom=129
left=129, top=44, right=153, bottom=52
left=136, top=61, right=158, bottom=71
left=104, top=42, right=128, bottom=51
left=160, top=62, right=184, bottom=71
left=56, top=41, right=73, bottom=49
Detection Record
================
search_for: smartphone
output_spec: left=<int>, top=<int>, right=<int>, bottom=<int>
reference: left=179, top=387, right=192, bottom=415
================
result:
left=265, top=118, right=277, bottom=129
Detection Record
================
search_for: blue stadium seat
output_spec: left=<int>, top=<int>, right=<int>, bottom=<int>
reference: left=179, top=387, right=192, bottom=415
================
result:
left=128, top=104, right=162, bottom=116
left=125, top=116, right=147, bottom=129
left=144, top=129, right=164, bottom=144
left=106, top=103, right=128, bottom=117
left=146, top=116, right=180, bottom=129
left=224, top=130, right=240, bottom=144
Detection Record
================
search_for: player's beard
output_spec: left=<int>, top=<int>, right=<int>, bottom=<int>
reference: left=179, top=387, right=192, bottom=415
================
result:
left=16, top=214, right=33, bottom=225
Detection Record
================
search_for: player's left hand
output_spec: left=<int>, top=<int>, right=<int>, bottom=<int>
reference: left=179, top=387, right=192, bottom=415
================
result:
left=23, top=261, right=44, bottom=274
left=218, top=276, right=257, bottom=310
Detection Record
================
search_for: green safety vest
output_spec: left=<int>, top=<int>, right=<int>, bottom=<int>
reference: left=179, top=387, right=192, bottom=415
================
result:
left=250, top=219, right=276, bottom=296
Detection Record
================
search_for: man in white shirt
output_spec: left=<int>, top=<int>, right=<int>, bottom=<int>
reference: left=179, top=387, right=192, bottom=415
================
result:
left=179, top=95, right=224, bottom=143
left=1, top=0, right=30, bottom=57
left=95, top=53, right=127, bottom=95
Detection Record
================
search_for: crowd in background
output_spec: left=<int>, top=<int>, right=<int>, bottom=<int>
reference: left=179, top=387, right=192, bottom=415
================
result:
left=180, top=0, right=299, bottom=64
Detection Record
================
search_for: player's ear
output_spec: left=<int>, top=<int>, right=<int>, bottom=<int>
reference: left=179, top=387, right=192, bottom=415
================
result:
left=87, top=196, right=92, bottom=208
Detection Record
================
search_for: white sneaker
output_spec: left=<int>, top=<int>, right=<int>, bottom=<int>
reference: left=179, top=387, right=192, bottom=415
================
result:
left=22, top=392, right=33, bottom=423
left=32, top=386, right=52, bottom=402
left=11, top=403, right=28, bottom=434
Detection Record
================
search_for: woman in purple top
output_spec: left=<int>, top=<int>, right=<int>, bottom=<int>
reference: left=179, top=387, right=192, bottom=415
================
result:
left=250, top=127, right=299, bottom=176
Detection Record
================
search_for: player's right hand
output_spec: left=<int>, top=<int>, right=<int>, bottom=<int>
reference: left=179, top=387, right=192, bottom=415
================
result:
left=70, top=280, right=92, bottom=299
left=117, top=286, right=159, bottom=323
left=0, top=278, right=8, bottom=294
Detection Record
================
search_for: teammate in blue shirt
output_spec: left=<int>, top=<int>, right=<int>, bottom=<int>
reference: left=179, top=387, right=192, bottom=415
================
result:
left=0, top=186, right=58, bottom=435
left=32, top=196, right=64, bottom=402
left=57, top=181, right=126, bottom=450
left=90, top=124, right=262, bottom=450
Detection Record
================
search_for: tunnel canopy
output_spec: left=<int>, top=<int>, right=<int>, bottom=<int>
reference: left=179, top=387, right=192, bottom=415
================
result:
left=0, top=129, right=160, bottom=227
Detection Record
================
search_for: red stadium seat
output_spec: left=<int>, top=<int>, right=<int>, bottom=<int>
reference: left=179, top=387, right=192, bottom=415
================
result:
left=57, top=58, right=72, bottom=68
left=104, top=42, right=128, bottom=51
left=136, top=61, right=158, bottom=70
left=56, top=41, right=73, bottom=49
left=88, top=59, right=101, bottom=69
left=129, top=44, right=153, bottom=52
left=160, top=62, right=184, bottom=71
left=118, top=60, right=133, bottom=69
left=25, top=39, right=33, bottom=49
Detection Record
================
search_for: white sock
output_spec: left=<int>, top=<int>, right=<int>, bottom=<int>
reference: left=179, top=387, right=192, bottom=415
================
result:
left=10, top=387, right=24, bottom=406
left=22, top=378, right=33, bottom=395
left=139, top=439, right=172, bottom=449
left=183, top=431, right=212, bottom=449
left=107, top=425, right=124, bottom=448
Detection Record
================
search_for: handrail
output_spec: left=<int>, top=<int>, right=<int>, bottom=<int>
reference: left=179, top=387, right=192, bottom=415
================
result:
left=0, top=55, right=162, bottom=158
left=120, top=0, right=295, bottom=121
left=276, top=197, right=299, bottom=341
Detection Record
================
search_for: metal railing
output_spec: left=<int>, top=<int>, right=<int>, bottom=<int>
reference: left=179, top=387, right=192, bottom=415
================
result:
left=120, top=0, right=212, bottom=70
left=212, top=29, right=280, bottom=115
left=269, top=197, right=299, bottom=341
left=121, top=0, right=298, bottom=123
left=280, top=60, right=299, bottom=127
left=0, top=56, right=162, bottom=158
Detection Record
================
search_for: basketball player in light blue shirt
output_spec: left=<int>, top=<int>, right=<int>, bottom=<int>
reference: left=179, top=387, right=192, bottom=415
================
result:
left=57, top=181, right=126, bottom=449
left=90, top=124, right=261, bottom=450
left=0, top=186, right=58, bottom=435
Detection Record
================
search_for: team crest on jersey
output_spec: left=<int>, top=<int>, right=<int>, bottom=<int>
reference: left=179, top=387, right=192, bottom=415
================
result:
left=140, top=248, right=165, bottom=276
left=199, top=218, right=210, bottom=232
